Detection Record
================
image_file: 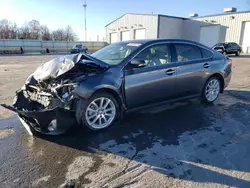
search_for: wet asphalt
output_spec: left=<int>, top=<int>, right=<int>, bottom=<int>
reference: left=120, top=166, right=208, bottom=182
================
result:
left=1, top=55, right=250, bottom=188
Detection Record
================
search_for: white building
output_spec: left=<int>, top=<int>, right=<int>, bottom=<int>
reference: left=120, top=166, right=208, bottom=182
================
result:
left=106, top=8, right=250, bottom=53
left=192, top=9, right=250, bottom=53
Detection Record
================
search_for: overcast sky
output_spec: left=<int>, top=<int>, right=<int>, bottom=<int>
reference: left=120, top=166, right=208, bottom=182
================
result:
left=0, top=0, right=250, bottom=41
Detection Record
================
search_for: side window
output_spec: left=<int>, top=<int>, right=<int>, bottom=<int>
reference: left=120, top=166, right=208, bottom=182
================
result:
left=133, top=44, right=169, bottom=67
left=201, top=48, right=213, bottom=58
left=232, top=43, right=238, bottom=48
left=173, top=43, right=202, bottom=62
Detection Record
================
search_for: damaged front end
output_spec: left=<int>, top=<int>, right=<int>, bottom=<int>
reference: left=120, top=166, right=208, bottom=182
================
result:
left=2, top=80, right=78, bottom=135
left=1, top=53, right=107, bottom=135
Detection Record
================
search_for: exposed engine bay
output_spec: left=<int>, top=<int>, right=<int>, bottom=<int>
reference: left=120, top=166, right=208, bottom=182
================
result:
left=1, top=53, right=107, bottom=135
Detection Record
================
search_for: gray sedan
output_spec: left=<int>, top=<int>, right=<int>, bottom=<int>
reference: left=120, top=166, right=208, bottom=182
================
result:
left=2, top=39, right=232, bottom=135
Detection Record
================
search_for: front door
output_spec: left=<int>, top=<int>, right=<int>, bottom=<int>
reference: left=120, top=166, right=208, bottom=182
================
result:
left=124, top=43, right=177, bottom=109
left=227, top=43, right=235, bottom=54
left=171, top=43, right=212, bottom=98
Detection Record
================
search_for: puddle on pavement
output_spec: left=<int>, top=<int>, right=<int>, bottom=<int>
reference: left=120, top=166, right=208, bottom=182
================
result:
left=1, top=92, right=249, bottom=187
left=0, top=128, right=15, bottom=139
left=216, top=94, right=250, bottom=107
left=32, top=175, right=51, bottom=187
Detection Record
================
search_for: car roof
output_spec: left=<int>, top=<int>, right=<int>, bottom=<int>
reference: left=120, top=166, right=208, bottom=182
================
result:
left=115, top=39, right=209, bottom=48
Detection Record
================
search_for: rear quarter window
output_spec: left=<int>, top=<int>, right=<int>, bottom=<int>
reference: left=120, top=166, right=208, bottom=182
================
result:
left=232, top=43, right=239, bottom=48
left=201, top=48, right=213, bottom=58
left=173, top=43, right=202, bottom=62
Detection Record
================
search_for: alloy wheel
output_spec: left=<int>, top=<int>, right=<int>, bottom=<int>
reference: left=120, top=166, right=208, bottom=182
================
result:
left=205, top=79, right=220, bottom=102
left=85, top=97, right=116, bottom=129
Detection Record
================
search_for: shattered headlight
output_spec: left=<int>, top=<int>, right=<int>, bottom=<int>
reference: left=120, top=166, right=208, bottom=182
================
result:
left=25, top=74, right=37, bottom=85
left=51, top=83, right=79, bottom=102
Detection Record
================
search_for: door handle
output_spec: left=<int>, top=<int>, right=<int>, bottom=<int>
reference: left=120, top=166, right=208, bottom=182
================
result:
left=203, top=63, right=210, bottom=68
left=166, top=69, right=175, bottom=75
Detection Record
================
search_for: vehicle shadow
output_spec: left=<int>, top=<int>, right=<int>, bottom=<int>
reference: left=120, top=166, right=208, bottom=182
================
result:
left=39, top=91, right=250, bottom=187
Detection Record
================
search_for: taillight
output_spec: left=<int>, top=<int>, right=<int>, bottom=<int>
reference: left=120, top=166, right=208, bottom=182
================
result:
left=226, top=58, right=232, bottom=70
left=226, top=57, right=232, bottom=64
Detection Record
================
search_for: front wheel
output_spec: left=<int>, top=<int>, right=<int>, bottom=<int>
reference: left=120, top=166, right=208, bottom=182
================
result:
left=202, top=77, right=221, bottom=103
left=76, top=92, right=119, bottom=131
left=236, top=51, right=240, bottom=56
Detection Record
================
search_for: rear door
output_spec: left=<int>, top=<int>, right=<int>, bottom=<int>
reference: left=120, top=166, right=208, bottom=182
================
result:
left=171, top=42, right=213, bottom=98
left=226, top=43, right=235, bottom=54
left=232, top=43, right=240, bottom=53
left=124, top=43, right=177, bottom=109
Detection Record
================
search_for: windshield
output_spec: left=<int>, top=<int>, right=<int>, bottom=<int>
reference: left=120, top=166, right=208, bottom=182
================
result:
left=74, top=44, right=82, bottom=48
left=90, top=42, right=142, bottom=65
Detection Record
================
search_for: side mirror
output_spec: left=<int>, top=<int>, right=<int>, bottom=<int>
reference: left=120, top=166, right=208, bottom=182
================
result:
left=130, top=60, right=146, bottom=68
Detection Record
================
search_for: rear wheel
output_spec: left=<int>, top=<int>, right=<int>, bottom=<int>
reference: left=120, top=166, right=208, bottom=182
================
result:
left=76, top=92, right=119, bottom=131
left=202, top=77, right=221, bottom=103
left=236, top=51, right=240, bottom=56
left=223, top=51, right=227, bottom=56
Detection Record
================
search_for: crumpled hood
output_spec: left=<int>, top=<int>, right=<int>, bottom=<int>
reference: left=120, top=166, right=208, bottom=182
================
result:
left=33, top=53, right=109, bottom=81
left=33, top=53, right=82, bottom=81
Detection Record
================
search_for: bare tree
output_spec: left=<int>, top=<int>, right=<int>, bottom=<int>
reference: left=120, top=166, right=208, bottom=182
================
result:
left=12, top=23, right=19, bottom=39
left=0, top=19, right=20, bottom=39
left=51, top=29, right=65, bottom=41
left=51, top=26, right=78, bottom=41
left=0, top=19, right=10, bottom=39
left=64, top=25, right=78, bottom=41
left=0, top=19, right=79, bottom=41
left=19, top=23, right=30, bottom=39
left=40, top=25, right=51, bottom=40
left=28, top=20, right=41, bottom=39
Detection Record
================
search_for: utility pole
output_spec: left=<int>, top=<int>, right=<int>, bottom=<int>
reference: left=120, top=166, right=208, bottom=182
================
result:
left=83, top=0, right=87, bottom=41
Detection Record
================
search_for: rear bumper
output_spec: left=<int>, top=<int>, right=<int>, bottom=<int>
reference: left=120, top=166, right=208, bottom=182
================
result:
left=224, top=71, right=232, bottom=89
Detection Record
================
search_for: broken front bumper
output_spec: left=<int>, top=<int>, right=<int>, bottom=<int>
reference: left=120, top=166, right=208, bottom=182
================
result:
left=1, top=89, right=77, bottom=135
left=1, top=104, right=76, bottom=135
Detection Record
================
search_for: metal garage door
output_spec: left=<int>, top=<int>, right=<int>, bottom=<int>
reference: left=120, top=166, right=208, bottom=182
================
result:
left=134, top=29, right=145, bottom=39
left=242, top=22, right=250, bottom=53
left=121, top=31, right=130, bottom=41
left=200, top=26, right=220, bottom=47
left=110, top=33, right=118, bottom=43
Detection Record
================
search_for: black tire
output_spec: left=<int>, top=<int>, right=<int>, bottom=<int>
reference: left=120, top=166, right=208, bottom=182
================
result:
left=202, top=77, right=221, bottom=104
left=223, top=51, right=227, bottom=56
left=235, top=51, right=240, bottom=56
left=75, top=92, right=119, bottom=131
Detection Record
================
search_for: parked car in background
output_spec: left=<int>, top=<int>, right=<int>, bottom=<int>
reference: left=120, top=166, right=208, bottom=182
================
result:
left=212, top=42, right=242, bottom=56
left=70, top=44, right=88, bottom=54
left=1, top=39, right=232, bottom=135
